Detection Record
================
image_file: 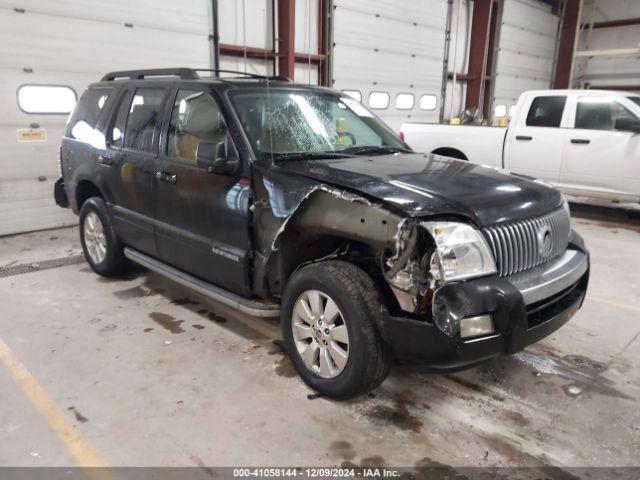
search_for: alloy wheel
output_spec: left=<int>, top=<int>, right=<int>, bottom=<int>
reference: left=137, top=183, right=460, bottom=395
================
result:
left=83, top=211, right=107, bottom=264
left=291, top=289, right=350, bottom=378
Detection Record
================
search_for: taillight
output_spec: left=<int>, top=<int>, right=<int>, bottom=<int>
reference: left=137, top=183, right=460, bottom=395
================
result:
left=398, top=131, right=405, bottom=141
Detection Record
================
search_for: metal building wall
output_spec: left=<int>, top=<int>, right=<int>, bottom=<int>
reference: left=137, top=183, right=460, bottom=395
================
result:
left=443, top=0, right=473, bottom=121
left=218, top=0, right=275, bottom=74
left=574, top=0, right=640, bottom=91
left=0, top=0, right=211, bottom=235
left=294, top=0, right=321, bottom=84
left=491, top=0, right=561, bottom=121
left=331, top=0, right=450, bottom=130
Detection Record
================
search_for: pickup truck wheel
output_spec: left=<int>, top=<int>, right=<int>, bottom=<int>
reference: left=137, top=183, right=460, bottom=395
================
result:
left=281, top=260, right=392, bottom=399
left=79, top=197, right=128, bottom=277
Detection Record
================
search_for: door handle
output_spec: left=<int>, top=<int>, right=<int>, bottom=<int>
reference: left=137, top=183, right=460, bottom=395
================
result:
left=98, top=155, right=113, bottom=167
left=156, top=170, right=177, bottom=184
left=516, top=135, right=533, bottom=141
left=571, top=138, right=590, bottom=145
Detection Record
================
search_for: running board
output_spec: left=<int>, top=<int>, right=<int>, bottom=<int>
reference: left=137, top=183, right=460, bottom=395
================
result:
left=124, top=247, right=280, bottom=318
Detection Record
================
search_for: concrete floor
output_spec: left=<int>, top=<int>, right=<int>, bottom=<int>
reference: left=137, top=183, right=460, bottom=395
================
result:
left=0, top=208, right=639, bottom=471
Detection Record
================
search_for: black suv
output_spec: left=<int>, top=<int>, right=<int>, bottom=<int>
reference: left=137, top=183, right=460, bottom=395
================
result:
left=56, top=68, right=590, bottom=399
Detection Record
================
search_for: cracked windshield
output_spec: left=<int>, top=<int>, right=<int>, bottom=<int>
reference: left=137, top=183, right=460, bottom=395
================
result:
left=229, top=89, right=410, bottom=161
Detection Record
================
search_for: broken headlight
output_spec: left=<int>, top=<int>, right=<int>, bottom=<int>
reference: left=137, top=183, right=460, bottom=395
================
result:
left=422, top=221, right=496, bottom=283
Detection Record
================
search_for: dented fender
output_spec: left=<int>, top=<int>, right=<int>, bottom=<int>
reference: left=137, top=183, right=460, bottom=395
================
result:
left=250, top=165, right=432, bottom=313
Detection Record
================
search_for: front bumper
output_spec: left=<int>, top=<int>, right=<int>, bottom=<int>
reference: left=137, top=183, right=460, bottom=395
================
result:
left=382, top=232, right=589, bottom=368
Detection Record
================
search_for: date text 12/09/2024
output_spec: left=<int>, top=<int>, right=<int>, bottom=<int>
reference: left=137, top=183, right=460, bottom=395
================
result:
left=233, top=468, right=402, bottom=478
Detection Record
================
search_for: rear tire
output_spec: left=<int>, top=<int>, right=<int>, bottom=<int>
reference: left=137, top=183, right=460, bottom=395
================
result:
left=79, top=197, right=128, bottom=277
left=281, top=260, right=392, bottom=400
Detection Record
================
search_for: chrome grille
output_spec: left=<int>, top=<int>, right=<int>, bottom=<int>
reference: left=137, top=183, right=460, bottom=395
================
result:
left=483, top=208, right=570, bottom=277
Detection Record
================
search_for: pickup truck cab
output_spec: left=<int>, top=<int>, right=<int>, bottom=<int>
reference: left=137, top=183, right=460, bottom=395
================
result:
left=56, top=69, right=589, bottom=399
left=402, top=89, right=640, bottom=203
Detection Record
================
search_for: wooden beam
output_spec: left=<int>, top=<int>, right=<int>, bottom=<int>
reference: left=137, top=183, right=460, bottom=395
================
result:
left=277, top=0, right=296, bottom=80
left=219, top=43, right=325, bottom=64
left=587, top=85, right=640, bottom=91
left=581, top=17, right=640, bottom=29
left=318, top=0, right=329, bottom=85
left=465, top=0, right=493, bottom=111
left=220, top=44, right=275, bottom=60
left=554, top=0, right=580, bottom=89
left=294, top=53, right=327, bottom=63
left=574, top=48, right=640, bottom=59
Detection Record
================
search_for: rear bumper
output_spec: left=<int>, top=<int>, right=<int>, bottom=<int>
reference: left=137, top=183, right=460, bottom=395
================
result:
left=382, top=233, right=589, bottom=368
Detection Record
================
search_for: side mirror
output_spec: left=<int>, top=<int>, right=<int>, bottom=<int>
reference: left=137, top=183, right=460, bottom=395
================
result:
left=614, top=117, right=640, bottom=134
left=196, top=137, right=239, bottom=174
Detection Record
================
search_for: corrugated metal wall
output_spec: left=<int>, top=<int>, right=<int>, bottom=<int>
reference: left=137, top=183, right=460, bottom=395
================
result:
left=218, top=0, right=274, bottom=75
left=490, top=0, right=561, bottom=122
left=0, top=0, right=211, bottom=235
left=0, top=0, right=328, bottom=235
left=331, top=0, right=449, bottom=130
left=575, top=0, right=640, bottom=91
left=294, top=0, right=321, bottom=84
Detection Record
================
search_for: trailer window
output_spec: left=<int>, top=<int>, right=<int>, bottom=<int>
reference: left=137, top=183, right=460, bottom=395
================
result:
left=494, top=104, right=507, bottom=118
left=368, top=92, right=389, bottom=110
left=18, top=85, right=77, bottom=114
left=419, top=94, right=437, bottom=111
left=526, top=96, right=566, bottom=127
left=342, top=90, right=362, bottom=103
left=396, top=93, right=415, bottom=110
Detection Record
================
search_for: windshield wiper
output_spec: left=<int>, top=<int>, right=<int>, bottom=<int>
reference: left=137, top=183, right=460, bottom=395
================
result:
left=341, top=145, right=413, bottom=156
left=270, top=151, right=353, bottom=162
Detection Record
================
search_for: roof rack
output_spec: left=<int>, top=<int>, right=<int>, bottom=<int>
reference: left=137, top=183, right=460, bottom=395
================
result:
left=101, top=68, right=198, bottom=81
left=100, top=68, right=291, bottom=82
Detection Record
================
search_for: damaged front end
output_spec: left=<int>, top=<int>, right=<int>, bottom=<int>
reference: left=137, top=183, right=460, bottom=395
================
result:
left=251, top=167, right=443, bottom=322
left=251, top=164, right=503, bottom=344
left=383, top=218, right=435, bottom=315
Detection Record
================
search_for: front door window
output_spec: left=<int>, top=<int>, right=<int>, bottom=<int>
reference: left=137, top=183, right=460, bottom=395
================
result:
left=167, top=89, right=227, bottom=164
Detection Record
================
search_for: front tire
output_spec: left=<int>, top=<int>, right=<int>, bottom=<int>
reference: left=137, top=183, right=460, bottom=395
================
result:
left=79, top=197, right=128, bottom=277
left=281, top=260, right=392, bottom=399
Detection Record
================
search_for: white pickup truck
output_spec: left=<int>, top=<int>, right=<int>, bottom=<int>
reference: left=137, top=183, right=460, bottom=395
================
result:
left=401, top=90, right=640, bottom=203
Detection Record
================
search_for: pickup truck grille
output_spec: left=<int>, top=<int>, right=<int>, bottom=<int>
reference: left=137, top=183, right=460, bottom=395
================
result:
left=483, top=208, right=570, bottom=277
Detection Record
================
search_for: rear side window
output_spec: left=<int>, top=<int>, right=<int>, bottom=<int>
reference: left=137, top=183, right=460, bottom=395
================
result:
left=526, top=96, right=566, bottom=127
left=112, top=88, right=165, bottom=152
left=66, top=88, right=113, bottom=144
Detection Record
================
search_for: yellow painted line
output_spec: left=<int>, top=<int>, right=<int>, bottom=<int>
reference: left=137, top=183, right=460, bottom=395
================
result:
left=0, top=337, right=109, bottom=471
left=587, top=296, right=640, bottom=315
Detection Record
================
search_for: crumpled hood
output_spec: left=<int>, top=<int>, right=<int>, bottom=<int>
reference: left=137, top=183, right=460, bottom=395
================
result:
left=276, top=153, right=563, bottom=226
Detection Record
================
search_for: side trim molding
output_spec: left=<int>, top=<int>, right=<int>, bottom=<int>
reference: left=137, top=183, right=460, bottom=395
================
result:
left=124, top=247, right=280, bottom=318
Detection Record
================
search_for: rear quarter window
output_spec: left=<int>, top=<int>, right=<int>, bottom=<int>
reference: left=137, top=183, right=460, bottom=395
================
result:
left=66, top=87, right=114, bottom=145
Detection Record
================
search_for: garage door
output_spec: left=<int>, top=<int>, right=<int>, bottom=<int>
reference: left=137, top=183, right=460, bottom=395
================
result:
left=491, top=0, right=560, bottom=122
left=0, top=0, right=211, bottom=236
left=331, top=0, right=449, bottom=130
